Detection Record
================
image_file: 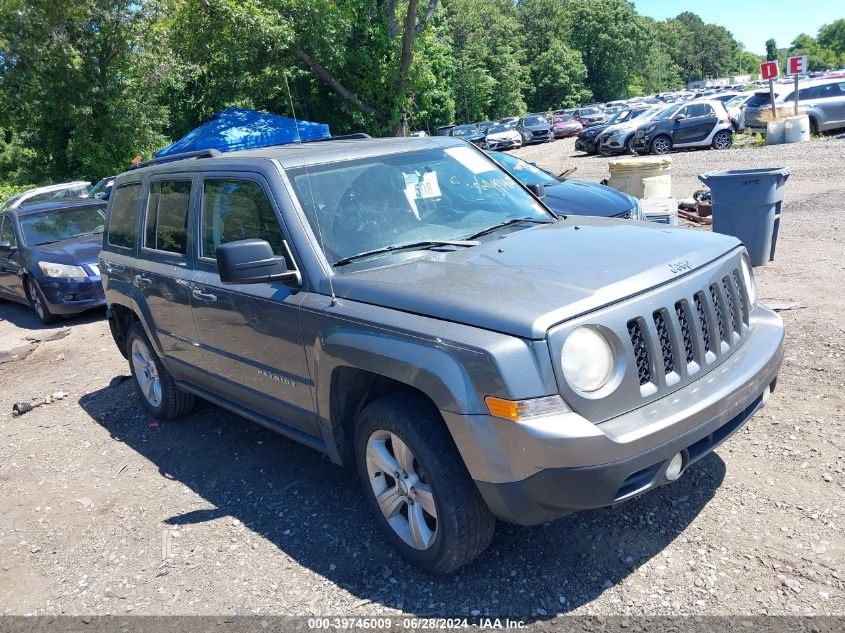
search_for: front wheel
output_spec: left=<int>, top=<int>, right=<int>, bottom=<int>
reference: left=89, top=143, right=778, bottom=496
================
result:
left=27, top=278, right=59, bottom=324
left=650, top=135, right=672, bottom=155
left=355, top=392, right=495, bottom=574
left=624, top=135, right=638, bottom=155
left=712, top=129, right=733, bottom=150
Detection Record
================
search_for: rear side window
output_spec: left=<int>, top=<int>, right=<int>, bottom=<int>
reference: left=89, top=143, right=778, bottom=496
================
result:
left=0, top=215, right=16, bottom=246
left=145, top=180, right=191, bottom=254
left=746, top=93, right=773, bottom=108
left=200, top=180, right=285, bottom=259
left=107, top=183, right=141, bottom=248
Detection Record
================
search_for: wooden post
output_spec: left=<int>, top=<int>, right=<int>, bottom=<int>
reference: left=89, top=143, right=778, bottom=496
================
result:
left=794, top=74, right=799, bottom=116
left=769, top=78, right=777, bottom=119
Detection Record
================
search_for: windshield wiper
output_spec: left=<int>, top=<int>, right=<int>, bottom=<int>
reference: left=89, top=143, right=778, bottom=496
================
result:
left=465, top=216, right=554, bottom=241
left=332, top=240, right=479, bottom=267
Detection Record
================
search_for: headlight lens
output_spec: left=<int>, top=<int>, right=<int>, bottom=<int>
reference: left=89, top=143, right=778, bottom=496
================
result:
left=645, top=125, right=656, bottom=134
left=740, top=253, right=756, bottom=307
left=38, top=261, right=88, bottom=279
left=561, top=327, right=615, bottom=392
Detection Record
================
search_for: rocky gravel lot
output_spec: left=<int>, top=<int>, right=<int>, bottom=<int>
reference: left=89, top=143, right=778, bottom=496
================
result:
left=0, top=137, right=843, bottom=620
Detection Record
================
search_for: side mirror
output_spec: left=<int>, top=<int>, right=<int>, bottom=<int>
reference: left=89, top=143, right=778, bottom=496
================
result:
left=216, top=239, right=299, bottom=286
left=674, top=114, right=687, bottom=121
left=0, top=240, right=14, bottom=252
left=526, top=183, right=546, bottom=201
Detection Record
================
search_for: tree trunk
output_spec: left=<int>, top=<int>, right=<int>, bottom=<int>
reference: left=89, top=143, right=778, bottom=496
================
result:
left=391, top=0, right=420, bottom=135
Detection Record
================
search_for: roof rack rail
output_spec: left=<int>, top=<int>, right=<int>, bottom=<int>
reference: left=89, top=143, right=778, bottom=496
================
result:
left=130, top=149, right=221, bottom=170
left=303, top=133, right=372, bottom=143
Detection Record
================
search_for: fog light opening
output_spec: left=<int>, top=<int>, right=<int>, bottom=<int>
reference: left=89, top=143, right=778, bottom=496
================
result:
left=665, top=452, right=684, bottom=482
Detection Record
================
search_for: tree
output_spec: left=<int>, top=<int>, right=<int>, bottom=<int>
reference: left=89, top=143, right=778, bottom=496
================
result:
left=818, top=19, right=845, bottom=57
left=528, top=39, right=591, bottom=111
left=567, top=0, right=649, bottom=101
left=765, top=38, right=778, bottom=61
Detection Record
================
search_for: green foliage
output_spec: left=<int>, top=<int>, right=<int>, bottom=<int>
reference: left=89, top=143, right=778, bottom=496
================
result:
left=818, top=19, right=845, bottom=57
left=528, top=39, right=591, bottom=110
left=766, top=38, right=778, bottom=61
left=0, top=181, right=38, bottom=202
left=789, top=30, right=845, bottom=71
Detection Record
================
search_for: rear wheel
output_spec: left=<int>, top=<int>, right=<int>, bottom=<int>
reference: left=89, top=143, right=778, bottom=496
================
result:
left=809, top=117, right=819, bottom=135
left=650, top=135, right=672, bottom=155
left=27, top=278, right=59, bottom=324
left=355, top=392, right=495, bottom=574
left=126, top=323, right=195, bottom=419
left=712, top=129, right=733, bottom=150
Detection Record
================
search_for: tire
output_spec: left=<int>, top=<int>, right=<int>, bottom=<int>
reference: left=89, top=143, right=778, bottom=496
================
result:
left=355, top=392, right=496, bottom=574
left=711, top=129, right=733, bottom=150
left=126, top=322, right=195, bottom=419
left=624, top=135, right=637, bottom=155
left=650, top=134, right=672, bottom=155
left=809, top=117, right=819, bottom=135
left=27, top=278, right=59, bottom=324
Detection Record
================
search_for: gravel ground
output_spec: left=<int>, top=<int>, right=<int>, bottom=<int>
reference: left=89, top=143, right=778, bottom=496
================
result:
left=0, top=137, right=843, bottom=620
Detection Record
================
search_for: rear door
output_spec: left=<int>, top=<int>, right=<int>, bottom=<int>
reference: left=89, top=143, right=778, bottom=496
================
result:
left=136, top=176, right=206, bottom=381
left=802, top=82, right=845, bottom=129
left=189, top=174, right=318, bottom=436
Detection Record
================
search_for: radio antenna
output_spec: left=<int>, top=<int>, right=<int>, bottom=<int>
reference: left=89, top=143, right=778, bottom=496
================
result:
left=283, top=72, right=337, bottom=306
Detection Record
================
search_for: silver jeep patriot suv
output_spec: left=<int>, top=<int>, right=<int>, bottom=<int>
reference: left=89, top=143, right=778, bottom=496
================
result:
left=101, top=137, right=783, bottom=573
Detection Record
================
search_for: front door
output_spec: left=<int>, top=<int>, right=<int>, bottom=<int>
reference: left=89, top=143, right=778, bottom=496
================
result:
left=137, top=176, right=205, bottom=381
left=0, top=215, right=25, bottom=301
left=189, top=175, right=318, bottom=436
left=674, top=103, right=715, bottom=145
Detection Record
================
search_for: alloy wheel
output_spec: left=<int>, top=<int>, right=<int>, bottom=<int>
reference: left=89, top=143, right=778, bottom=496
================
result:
left=28, top=280, right=44, bottom=320
left=365, top=429, right=438, bottom=550
left=713, top=131, right=731, bottom=149
left=652, top=136, right=670, bottom=154
left=131, top=338, right=162, bottom=408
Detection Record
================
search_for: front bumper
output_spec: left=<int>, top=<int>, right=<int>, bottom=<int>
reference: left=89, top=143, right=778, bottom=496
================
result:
left=632, top=133, right=651, bottom=151
left=444, top=306, right=783, bottom=525
left=524, top=132, right=553, bottom=144
left=39, top=277, right=106, bottom=315
left=487, top=139, right=521, bottom=150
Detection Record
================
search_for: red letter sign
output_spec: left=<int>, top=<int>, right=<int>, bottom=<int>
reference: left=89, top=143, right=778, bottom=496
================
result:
left=786, top=55, right=807, bottom=75
left=760, top=61, right=779, bottom=80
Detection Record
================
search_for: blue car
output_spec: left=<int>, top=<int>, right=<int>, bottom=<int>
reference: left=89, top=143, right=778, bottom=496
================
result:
left=488, top=151, right=643, bottom=220
left=0, top=199, right=107, bottom=323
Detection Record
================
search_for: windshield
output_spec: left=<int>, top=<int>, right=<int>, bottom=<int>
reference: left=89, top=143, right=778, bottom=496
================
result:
left=552, top=115, right=574, bottom=123
left=522, top=115, right=548, bottom=126
left=486, top=124, right=510, bottom=134
left=580, top=107, right=600, bottom=116
left=0, top=194, right=22, bottom=210
left=450, top=125, right=479, bottom=137
left=19, top=205, right=106, bottom=246
left=89, top=179, right=113, bottom=199
left=19, top=184, right=91, bottom=207
left=606, top=110, right=629, bottom=124
left=746, top=92, right=780, bottom=108
left=652, top=104, right=683, bottom=121
left=288, top=146, right=550, bottom=266
left=489, top=152, right=559, bottom=187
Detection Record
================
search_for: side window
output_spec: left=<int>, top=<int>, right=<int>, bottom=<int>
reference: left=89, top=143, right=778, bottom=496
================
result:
left=107, top=183, right=141, bottom=248
left=200, top=179, right=286, bottom=261
left=702, top=103, right=715, bottom=116
left=0, top=216, right=15, bottom=246
left=144, top=180, right=191, bottom=254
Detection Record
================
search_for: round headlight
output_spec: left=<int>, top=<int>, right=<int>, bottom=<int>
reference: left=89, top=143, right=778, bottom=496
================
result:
left=561, top=327, right=615, bottom=392
left=740, top=253, right=756, bottom=307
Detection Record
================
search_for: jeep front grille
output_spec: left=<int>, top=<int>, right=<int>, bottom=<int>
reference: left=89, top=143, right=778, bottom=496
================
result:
left=627, top=267, right=749, bottom=395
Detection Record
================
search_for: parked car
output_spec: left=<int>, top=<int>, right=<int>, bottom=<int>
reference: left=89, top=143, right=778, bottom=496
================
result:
left=723, top=93, right=754, bottom=131
left=100, top=138, right=782, bottom=574
left=745, top=77, right=845, bottom=134
left=596, top=106, right=666, bottom=155
left=0, top=199, right=106, bottom=323
left=476, top=121, right=497, bottom=132
left=575, top=107, right=651, bottom=154
left=88, top=176, right=116, bottom=201
left=631, top=100, right=734, bottom=155
left=516, top=114, right=553, bottom=144
left=574, top=107, right=605, bottom=127
left=487, top=151, right=643, bottom=220
left=551, top=114, right=583, bottom=138
left=449, top=124, right=486, bottom=147
left=0, top=181, right=92, bottom=211
left=434, top=124, right=456, bottom=136
left=499, top=116, right=519, bottom=127
left=484, top=123, right=523, bottom=150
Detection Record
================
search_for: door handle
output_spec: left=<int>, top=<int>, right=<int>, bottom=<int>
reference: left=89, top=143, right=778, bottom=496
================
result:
left=105, top=263, right=124, bottom=273
left=192, top=288, right=217, bottom=302
left=134, top=274, right=152, bottom=286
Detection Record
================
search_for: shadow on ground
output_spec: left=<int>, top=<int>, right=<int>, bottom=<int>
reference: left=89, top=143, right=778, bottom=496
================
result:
left=0, top=299, right=105, bottom=330
left=80, top=379, right=725, bottom=620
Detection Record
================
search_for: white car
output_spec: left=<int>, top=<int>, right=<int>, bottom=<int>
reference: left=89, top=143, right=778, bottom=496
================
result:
left=723, top=93, right=754, bottom=131
left=0, top=181, right=92, bottom=210
left=483, top=123, right=523, bottom=150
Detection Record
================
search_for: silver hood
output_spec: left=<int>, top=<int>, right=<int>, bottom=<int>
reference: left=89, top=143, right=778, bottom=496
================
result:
left=329, top=218, right=742, bottom=339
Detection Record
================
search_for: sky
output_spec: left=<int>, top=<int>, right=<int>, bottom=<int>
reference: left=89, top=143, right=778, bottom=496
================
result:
left=633, top=0, right=841, bottom=54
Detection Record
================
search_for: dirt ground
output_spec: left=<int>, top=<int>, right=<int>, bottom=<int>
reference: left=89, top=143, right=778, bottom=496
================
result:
left=0, top=137, right=843, bottom=619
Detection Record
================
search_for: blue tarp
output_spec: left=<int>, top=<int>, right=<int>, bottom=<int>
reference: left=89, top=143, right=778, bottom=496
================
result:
left=155, top=108, right=331, bottom=157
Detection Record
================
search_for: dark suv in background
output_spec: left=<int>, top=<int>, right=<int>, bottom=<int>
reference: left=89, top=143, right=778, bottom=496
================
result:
left=100, top=137, right=783, bottom=574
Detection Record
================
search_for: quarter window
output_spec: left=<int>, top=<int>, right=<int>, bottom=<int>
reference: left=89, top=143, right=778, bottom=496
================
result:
left=201, top=180, right=285, bottom=260
left=145, top=180, right=191, bottom=254
left=107, top=183, right=141, bottom=248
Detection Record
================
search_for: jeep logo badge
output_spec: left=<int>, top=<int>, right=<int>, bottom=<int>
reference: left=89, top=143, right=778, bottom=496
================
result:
left=668, top=260, right=693, bottom=274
